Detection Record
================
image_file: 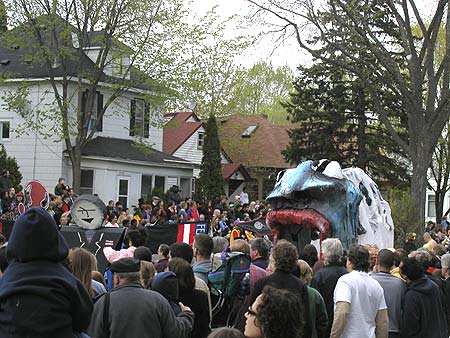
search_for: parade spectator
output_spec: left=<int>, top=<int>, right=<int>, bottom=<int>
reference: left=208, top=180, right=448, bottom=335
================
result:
left=52, top=195, right=64, bottom=225
left=310, top=238, right=347, bottom=337
left=105, top=213, right=120, bottom=228
left=192, top=234, right=213, bottom=284
left=134, top=246, right=152, bottom=262
left=54, top=177, right=67, bottom=196
left=187, top=200, right=200, bottom=221
left=88, top=257, right=194, bottom=338
left=0, top=170, right=9, bottom=198
left=0, top=207, right=93, bottom=337
left=330, top=244, right=388, bottom=338
left=103, top=229, right=143, bottom=263
left=300, top=244, right=319, bottom=270
left=155, top=243, right=170, bottom=273
left=250, top=238, right=270, bottom=270
left=168, top=185, right=182, bottom=206
left=245, top=287, right=304, bottom=338
left=151, top=271, right=181, bottom=314
left=170, top=242, right=212, bottom=324
left=230, top=239, right=267, bottom=295
left=61, top=194, right=71, bottom=213
left=400, top=256, right=448, bottom=338
left=297, top=260, right=328, bottom=338
left=423, top=232, right=438, bottom=252
left=240, top=187, right=249, bottom=205
left=441, top=253, right=450, bottom=329
left=140, top=260, right=156, bottom=289
left=371, top=249, right=406, bottom=338
left=178, top=201, right=188, bottom=222
left=169, top=257, right=211, bottom=338
left=391, top=249, right=407, bottom=280
left=249, top=240, right=311, bottom=337
left=69, top=247, right=106, bottom=300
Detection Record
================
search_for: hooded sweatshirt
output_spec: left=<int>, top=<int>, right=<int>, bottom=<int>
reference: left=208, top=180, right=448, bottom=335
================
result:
left=152, top=271, right=181, bottom=315
left=0, top=207, right=93, bottom=338
left=401, top=275, right=448, bottom=338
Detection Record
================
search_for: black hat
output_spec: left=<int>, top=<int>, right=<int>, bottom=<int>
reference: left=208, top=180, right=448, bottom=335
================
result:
left=110, top=258, right=140, bottom=273
left=134, top=246, right=152, bottom=262
left=138, top=198, right=145, bottom=205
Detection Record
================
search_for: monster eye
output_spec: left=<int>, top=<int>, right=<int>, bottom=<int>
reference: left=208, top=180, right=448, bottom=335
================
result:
left=276, top=170, right=286, bottom=182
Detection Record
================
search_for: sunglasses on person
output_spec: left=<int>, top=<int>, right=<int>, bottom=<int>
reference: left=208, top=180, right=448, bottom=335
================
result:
left=247, top=306, right=257, bottom=317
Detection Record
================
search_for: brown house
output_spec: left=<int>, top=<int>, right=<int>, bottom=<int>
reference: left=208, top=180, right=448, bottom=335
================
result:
left=218, top=114, right=296, bottom=200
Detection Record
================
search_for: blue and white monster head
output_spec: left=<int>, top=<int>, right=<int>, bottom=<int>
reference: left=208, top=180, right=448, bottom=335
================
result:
left=266, top=159, right=394, bottom=251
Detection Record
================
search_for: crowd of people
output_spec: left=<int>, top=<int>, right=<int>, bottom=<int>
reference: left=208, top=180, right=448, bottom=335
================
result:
left=2, top=176, right=450, bottom=337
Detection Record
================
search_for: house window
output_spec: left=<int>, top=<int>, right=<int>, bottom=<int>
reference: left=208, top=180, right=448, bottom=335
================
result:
left=81, top=91, right=104, bottom=132
left=0, top=121, right=10, bottom=140
left=80, top=169, right=94, bottom=195
left=427, top=194, right=436, bottom=218
left=154, top=176, right=165, bottom=190
left=141, top=175, right=153, bottom=199
left=198, top=132, right=205, bottom=149
left=117, top=177, right=130, bottom=208
left=130, top=99, right=149, bottom=138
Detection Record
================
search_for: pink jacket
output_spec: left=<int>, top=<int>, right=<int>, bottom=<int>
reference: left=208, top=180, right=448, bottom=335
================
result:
left=103, top=246, right=136, bottom=263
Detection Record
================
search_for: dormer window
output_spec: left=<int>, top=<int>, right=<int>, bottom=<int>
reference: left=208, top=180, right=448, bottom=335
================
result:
left=198, top=132, right=205, bottom=149
left=130, top=99, right=149, bottom=138
left=242, top=125, right=258, bottom=138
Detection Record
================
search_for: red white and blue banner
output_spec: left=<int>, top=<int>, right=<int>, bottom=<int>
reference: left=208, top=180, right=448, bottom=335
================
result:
left=144, top=221, right=209, bottom=253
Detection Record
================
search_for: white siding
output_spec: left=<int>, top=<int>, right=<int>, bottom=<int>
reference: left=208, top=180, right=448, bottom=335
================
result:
left=173, top=127, right=205, bottom=165
left=0, top=83, right=65, bottom=191
left=78, top=157, right=193, bottom=208
left=0, top=80, right=174, bottom=194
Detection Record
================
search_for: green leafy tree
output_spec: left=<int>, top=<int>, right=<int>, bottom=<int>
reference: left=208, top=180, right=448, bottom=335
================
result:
left=231, top=61, right=294, bottom=124
left=0, top=144, right=22, bottom=191
left=390, top=187, right=415, bottom=248
left=196, top=114, right=224, bottom=203
left=247, top=0, right=450, bottom=234
left=283, top=61, right=410, bottom=187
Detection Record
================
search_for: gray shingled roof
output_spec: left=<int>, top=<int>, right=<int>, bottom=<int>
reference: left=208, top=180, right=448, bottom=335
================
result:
left=80, top=137, right=193, bottom=167
left=0, top=16, right=152, bottom=90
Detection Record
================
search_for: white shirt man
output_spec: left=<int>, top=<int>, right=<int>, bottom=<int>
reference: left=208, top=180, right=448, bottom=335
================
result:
left=331, top=245, right=388, bottom=338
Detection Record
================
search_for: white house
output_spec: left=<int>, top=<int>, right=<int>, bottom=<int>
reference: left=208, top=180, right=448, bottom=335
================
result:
left=0, top=20, right=194, bottom=208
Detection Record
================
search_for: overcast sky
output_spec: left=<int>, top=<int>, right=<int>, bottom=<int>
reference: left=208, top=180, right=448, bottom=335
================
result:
left=190, top=0, right=304, bottom=69
left=191, top=0, right=436, bottom=70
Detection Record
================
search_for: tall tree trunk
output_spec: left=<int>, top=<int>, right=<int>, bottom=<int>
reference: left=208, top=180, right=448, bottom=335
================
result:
left=71, top=147, right=82, bottom=194
left=435, top=189, right=444, bottom=224
left=411, top=151, right=431, bottom=239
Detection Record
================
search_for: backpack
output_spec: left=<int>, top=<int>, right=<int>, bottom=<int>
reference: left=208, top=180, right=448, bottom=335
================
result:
left=208, top=252, right=250, bottom=296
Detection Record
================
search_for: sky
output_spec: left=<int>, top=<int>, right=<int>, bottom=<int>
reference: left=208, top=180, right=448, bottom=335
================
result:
left=190, top=0, right=305, bottom=69
left=190, top=0, right=435, bottom=70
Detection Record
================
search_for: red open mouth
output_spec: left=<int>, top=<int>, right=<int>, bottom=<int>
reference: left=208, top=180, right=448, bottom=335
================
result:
left=266, top=209, right=332, bottom=239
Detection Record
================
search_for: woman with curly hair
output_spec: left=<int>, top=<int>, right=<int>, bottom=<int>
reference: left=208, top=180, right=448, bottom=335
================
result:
left=249, top=240, right=310, bottom=336
left=245, top=286, right=304, bottom=338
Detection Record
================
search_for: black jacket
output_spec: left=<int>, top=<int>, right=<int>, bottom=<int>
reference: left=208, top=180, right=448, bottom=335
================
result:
left=179, top=288, right=211, bottom=338
left=250, top=270, right=311, bottom=337
left=0, top=207, right=93, bottom=338
left=310, top=263, right=347, bottom=336
left=401, top=276, right=448, bottom=338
